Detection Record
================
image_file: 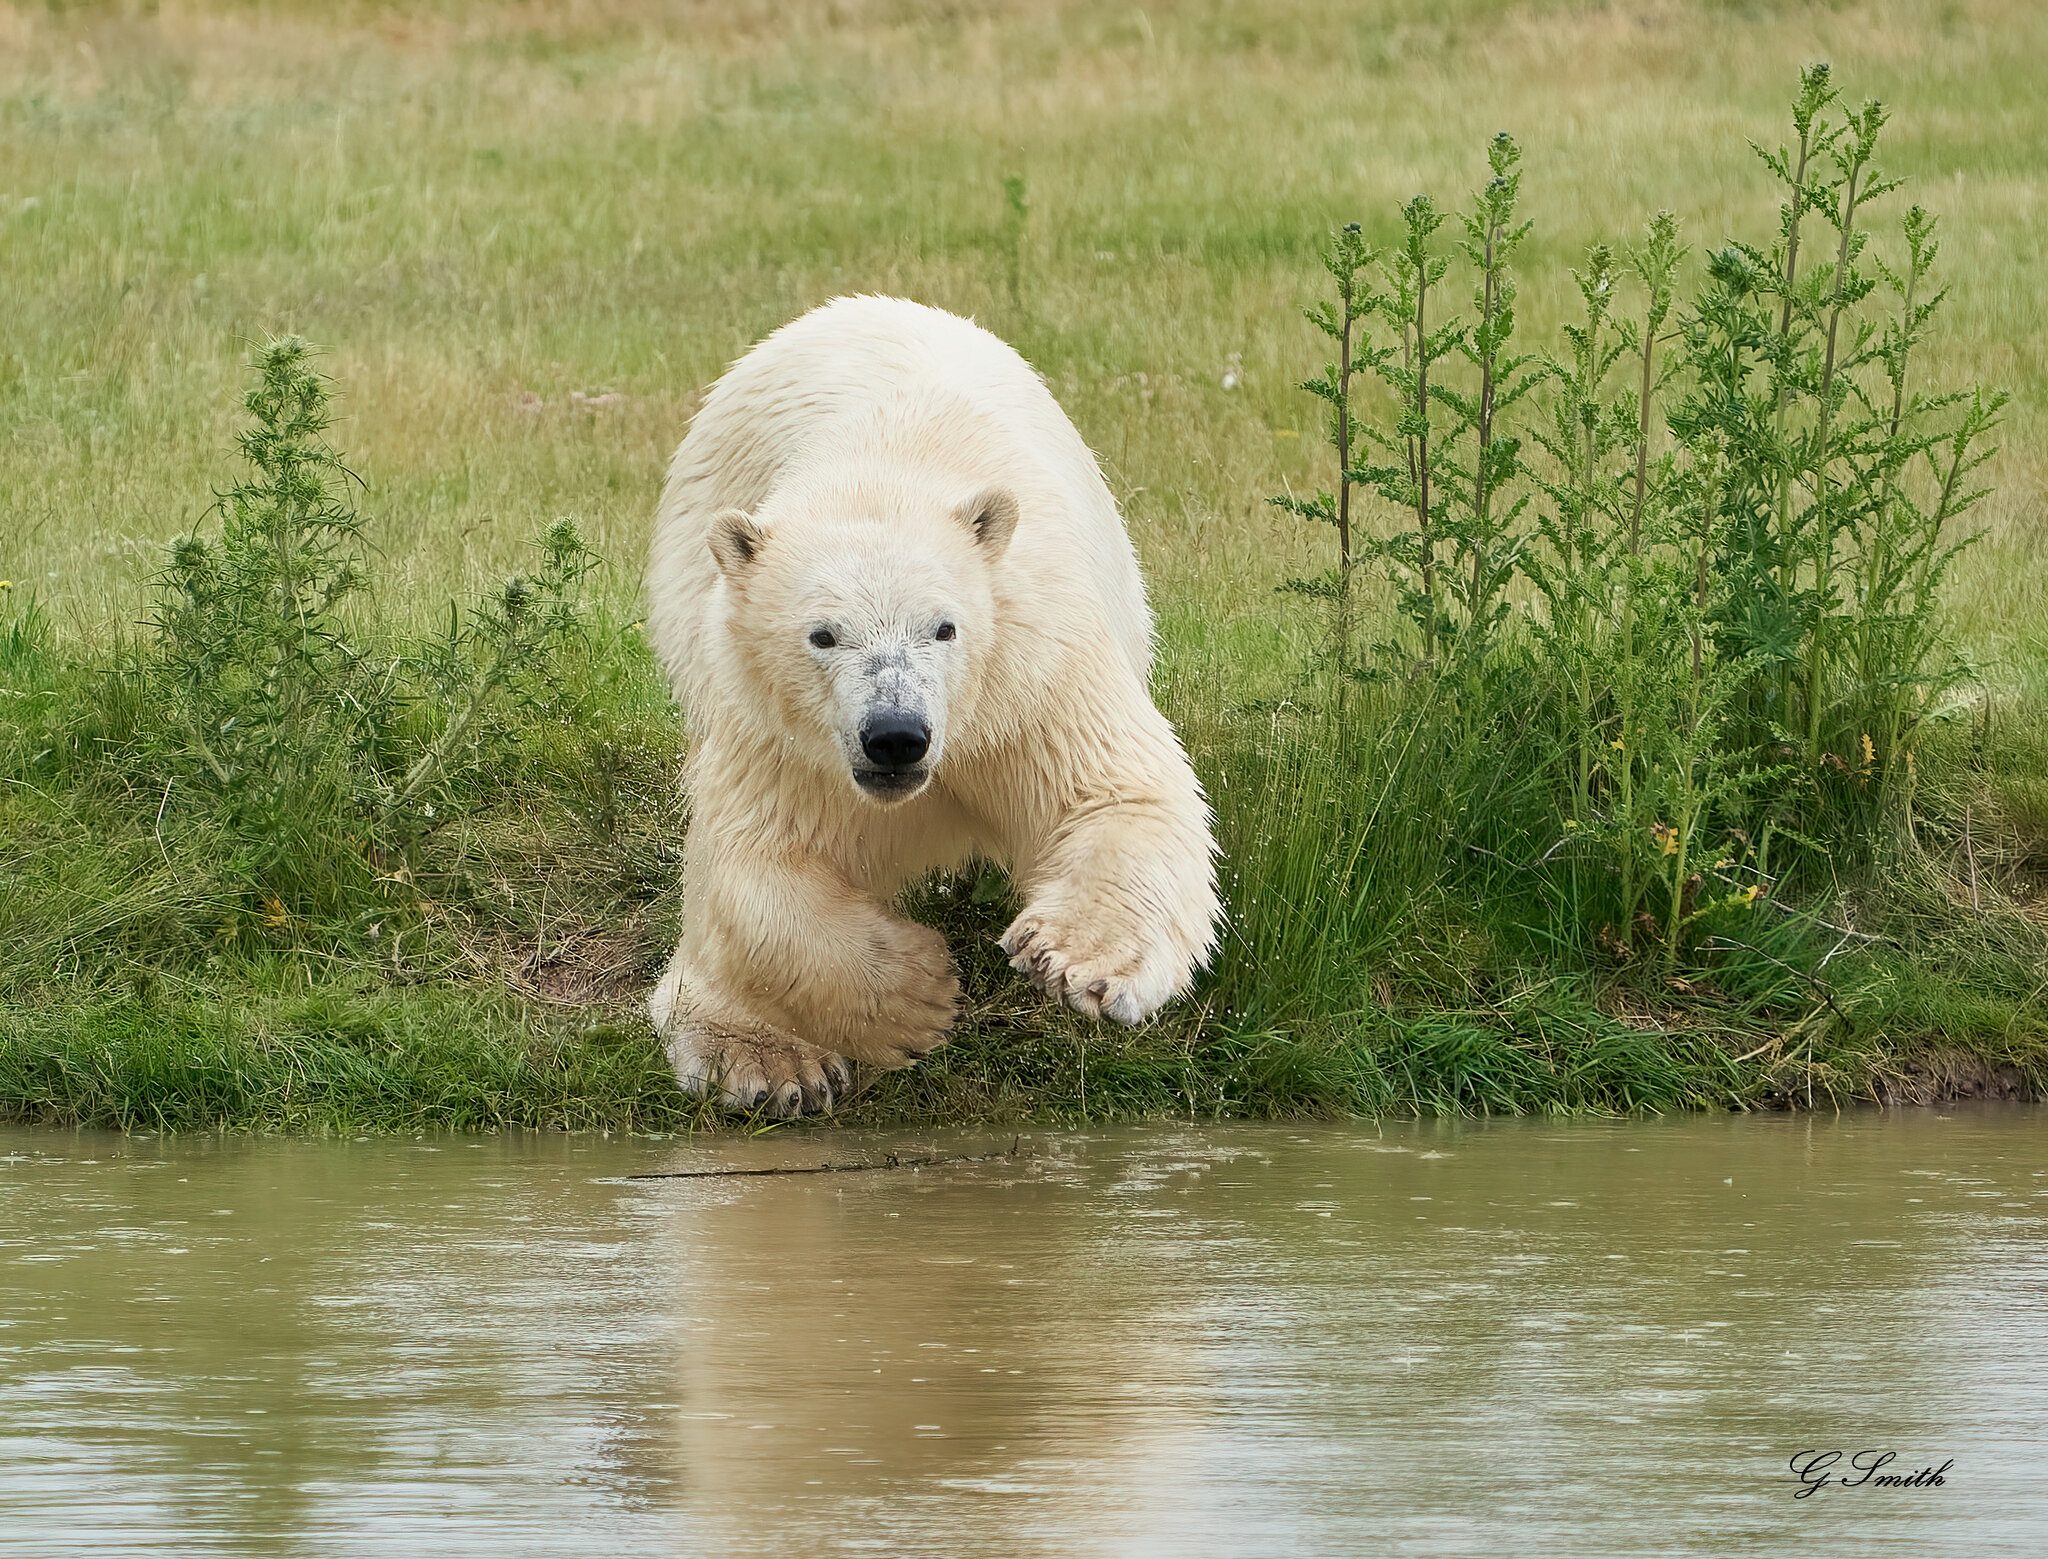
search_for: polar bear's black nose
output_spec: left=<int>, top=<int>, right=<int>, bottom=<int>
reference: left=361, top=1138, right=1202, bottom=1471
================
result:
left=860, top=712, right=930, bottom=769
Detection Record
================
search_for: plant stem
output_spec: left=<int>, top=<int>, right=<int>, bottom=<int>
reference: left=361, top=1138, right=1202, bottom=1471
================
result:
left=1469, top=210, right=1499, bottom=615
left=1415, top=266, right=1438, bottom=660
left=1630, top=327, right=1656, bottom=560
left=1803, top=154, right=1867, bottom=761
left=1336, top=283, right=1355, bottom=674
left=1771, top=104, right=1818, bottom=598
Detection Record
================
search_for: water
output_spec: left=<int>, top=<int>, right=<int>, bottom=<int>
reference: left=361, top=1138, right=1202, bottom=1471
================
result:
left=1, top=1110, right=2044, bottom=1556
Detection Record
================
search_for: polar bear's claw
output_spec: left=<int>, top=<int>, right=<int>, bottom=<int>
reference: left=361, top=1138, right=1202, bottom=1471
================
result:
left=664, top=1020, right=853, bottom=1119
left=1000, top=908, right=1186, bottom=1028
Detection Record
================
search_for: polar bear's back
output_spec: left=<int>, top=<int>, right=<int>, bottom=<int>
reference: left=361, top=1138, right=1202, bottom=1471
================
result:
left=646, top=296, right=1151, bottom=704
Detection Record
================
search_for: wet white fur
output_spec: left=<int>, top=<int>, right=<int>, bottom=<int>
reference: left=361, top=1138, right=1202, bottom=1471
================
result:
left=645, top=296, right=1221, bottom=1115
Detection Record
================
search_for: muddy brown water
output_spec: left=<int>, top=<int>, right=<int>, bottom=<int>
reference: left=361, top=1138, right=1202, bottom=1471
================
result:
left=1, top=1109, right=2044, bottom=1556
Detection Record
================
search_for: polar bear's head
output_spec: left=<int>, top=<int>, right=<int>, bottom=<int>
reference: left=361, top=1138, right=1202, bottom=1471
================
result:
left=708, top=483, right=1018, bottom=804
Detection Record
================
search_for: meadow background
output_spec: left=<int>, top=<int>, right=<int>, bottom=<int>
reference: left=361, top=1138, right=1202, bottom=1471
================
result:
left=2, top=0, right=2042, bottom=1128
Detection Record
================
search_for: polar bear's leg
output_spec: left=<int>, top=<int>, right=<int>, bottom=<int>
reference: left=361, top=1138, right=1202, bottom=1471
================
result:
left=652, top=837, right=960, bottom=1113
left=999, top=772, right=1220, bottom=1028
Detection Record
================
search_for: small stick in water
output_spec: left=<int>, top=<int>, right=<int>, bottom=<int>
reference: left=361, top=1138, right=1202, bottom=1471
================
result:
left=626, top=1137, right=1027, bottom=1181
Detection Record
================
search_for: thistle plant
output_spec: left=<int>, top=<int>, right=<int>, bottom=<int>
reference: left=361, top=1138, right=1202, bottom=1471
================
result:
left=1271, top=67, right=2005, bottom=967
left=1270, top=220, right=1376, bottom=677
left=1678, top=73, right=2001, bottom=832
left=1627, top=212, right=1685, bottom=564
left=1526, top=242, right=1634, bottom=847
left=393, top=518, right=601, bottom=824
left=1352, top=193, right=1457, bottom=662
left=1855, top=207, right=2008, bottom=821
left=1346, top=142, right=1536, bottom=671
left=1761, top=64, right=1839, bottom=615
left=141, top=340, right=601, bottom=926
left=151, top=338, right=382, bottom=833
left=1436, top=133, right=1538, bottom=646
left=1609, top=213, right=1690, bottom=928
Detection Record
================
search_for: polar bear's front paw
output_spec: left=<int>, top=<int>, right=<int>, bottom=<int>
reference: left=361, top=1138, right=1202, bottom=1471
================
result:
left=998, top=905, right=1191, bottom=1027
left=828, top=918, right=959, bottom=1066
left=666, top=1022, right=856, bottom=1119
left=875, top=956, right=960, bottom=1065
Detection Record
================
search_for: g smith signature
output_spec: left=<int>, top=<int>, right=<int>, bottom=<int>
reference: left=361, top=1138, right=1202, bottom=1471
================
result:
left=1789, top=1450, right=1953, bottom=1498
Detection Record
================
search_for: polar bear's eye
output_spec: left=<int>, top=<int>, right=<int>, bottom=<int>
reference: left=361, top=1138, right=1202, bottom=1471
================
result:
left=808, top=628, right=837, bottom=649
left=934, top=622, right=957, bottom=642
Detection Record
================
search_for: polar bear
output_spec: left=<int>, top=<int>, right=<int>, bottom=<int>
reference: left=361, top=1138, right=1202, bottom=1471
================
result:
left=644, top=296, right=1220, bottom=1115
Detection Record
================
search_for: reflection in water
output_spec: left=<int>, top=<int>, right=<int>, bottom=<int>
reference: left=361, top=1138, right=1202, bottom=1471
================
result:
left=1, top=1111, right=2044, bottom=1554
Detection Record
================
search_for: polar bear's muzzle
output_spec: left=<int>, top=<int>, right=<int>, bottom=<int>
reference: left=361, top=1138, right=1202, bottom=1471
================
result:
left=851, top=710, right=932, bottom=801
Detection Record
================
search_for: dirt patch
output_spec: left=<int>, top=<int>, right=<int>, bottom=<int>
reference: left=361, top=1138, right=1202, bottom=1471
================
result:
left=1876, top=1048, right=2040, bottom=1106
left=468, top=923, right=657, bottom=1008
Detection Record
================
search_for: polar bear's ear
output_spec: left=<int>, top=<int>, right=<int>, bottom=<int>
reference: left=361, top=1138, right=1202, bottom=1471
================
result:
left=955, top=487, right=1018, bottom=559
left=707, top=510, right=767, bottom=581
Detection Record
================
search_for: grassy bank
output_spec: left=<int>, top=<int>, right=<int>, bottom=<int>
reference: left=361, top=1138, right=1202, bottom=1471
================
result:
left=3, top=0, right=2044, bottom=1131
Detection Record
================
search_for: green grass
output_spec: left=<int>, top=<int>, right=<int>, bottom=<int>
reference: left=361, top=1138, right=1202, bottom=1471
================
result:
left=2, top=0, right=2044, bottom=1132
